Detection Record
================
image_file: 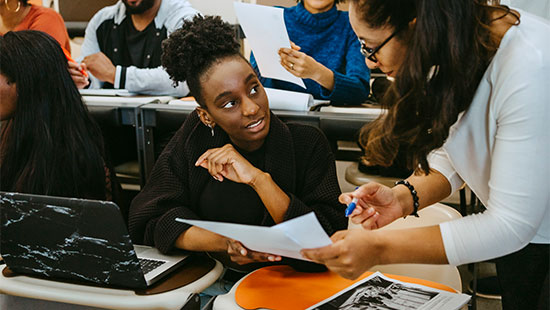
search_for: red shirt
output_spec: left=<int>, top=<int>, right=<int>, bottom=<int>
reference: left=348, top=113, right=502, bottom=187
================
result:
left=12, top=5, right=71, bottom=53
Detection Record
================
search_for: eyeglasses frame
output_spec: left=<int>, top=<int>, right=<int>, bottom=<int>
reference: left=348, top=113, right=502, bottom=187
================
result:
left=359, top=27, right=402, bottom=63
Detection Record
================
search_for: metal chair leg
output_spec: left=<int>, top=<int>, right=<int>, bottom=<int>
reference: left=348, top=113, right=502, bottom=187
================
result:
left=469, top=263, right=478, bottom=310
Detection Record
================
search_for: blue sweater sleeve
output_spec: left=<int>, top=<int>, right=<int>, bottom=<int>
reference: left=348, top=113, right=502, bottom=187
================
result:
left=319, top=36, right=371, bottom=105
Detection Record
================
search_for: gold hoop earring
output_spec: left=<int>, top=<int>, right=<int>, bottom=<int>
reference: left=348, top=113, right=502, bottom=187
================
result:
left=4, top=0, right=21, bottom=12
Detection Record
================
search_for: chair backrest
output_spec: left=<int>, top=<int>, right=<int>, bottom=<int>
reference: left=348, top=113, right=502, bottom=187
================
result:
left=349, top=203, right=463, bottom=292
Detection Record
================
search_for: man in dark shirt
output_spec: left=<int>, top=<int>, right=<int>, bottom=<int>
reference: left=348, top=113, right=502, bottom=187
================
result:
left=69, top=0, right=198, bottom=95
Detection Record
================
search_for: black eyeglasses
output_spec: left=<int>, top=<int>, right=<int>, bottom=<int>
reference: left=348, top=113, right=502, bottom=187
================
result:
left=359, top=28, right=401, bottom=63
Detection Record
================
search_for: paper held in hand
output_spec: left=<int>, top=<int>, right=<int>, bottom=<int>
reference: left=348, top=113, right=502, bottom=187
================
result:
left=234, top=2, right=306, bottom=89
left=176, top=212, right=331, bottom=261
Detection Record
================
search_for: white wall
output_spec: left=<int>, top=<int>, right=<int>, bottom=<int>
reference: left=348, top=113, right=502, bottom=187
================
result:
left=188, top=0, right=246, bottom=23
left=500, top=0, right=550, bottom=20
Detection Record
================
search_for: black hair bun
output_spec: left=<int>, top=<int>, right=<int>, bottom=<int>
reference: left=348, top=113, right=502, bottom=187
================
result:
left=162, top=15, right=241, bottom=85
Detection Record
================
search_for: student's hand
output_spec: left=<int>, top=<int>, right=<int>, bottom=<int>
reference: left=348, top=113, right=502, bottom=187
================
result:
left=301, top=229, right=378, bottom=279
left=195, top=144, right=263, bottom=185
left=278, top=42, right=334, bottom=91
left=82, top=52, right=116, bottom=84
left=278, top=42, right=324, bottom=80
left=226, top=239, right=282, bottom=265
left=68, top=61, right=89, bottom=89
left=342, top=182, right=404, bottom=230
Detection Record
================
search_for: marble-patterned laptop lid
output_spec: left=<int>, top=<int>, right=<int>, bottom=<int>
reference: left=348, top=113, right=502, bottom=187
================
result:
left=0, top=192, right=147, bottom=289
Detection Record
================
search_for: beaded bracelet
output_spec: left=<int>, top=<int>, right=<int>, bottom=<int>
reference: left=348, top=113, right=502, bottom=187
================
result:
left=395, top=180, right=420, bottom=218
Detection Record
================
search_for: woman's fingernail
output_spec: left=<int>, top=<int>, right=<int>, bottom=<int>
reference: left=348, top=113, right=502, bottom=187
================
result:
left=240, top=249, right=247, bottom=256
left=268, top=256, right=275, bottom=261
left=367, top=207, right=375, bottom=215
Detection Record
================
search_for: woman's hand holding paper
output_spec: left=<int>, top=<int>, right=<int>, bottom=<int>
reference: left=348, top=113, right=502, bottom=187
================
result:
left=226, top=239, right=282, bottom=265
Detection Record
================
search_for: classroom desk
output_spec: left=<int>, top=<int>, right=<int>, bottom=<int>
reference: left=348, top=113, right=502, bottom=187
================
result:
left=0, top=257, right=223, bottom=310
left=138, top=104, right=379, bottom=183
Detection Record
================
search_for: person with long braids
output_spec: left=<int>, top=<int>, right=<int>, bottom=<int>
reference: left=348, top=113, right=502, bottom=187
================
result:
left=302, top=1, right=549, bottom=309
left=128, top=15, right=346, bottom=300
left=0, top=0, right=70, bottom=52
left=0, top=31, right=119, bottom=208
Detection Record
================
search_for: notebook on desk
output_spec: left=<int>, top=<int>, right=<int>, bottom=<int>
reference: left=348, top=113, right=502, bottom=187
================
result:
left=0, top=192, right=189, bottom=289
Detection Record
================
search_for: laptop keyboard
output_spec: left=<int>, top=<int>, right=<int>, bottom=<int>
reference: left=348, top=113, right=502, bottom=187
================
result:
left=138, top=258, right=166, bottom=275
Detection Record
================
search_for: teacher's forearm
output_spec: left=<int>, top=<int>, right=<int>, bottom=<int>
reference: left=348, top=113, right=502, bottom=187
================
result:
left=394, top=169, right=452, bottom=217
left=374, top=225, right=449, bottom=265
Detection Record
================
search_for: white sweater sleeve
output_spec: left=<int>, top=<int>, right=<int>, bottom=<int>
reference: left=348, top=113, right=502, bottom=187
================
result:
left=427, top=148, right=464, bottom=194
left=439, top=58, right=550, bottom=266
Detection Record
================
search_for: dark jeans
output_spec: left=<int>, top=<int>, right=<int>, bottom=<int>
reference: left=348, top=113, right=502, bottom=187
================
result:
left=495, top=243, right=549, bottom=310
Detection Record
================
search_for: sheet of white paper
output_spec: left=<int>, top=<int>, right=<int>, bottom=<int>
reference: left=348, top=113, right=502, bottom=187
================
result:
left=168, top=99, right=199, bottom=108
left=79, top=89, right=137, bottom=97
left=176, top=212, right=331, bottom=261
left=82, top=95, right=174, bottom=104
left=234, top=2, right=306, bottom=88
left=265, top=88, right=313, bottom=111
left=320, top=106, right=386, bottom=117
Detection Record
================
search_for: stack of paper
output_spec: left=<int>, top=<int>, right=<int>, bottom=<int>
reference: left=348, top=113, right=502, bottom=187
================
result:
left=82, top=95, right=175, bottom=104
left=79, top=89, right=137, bottom=97
left=319, top=106, right=385, bottom=116
left=168, top=89, right=325, bottom=112
left=168, top=98, right=199, bottom=108
left=266, top=88, right=327, bottom=111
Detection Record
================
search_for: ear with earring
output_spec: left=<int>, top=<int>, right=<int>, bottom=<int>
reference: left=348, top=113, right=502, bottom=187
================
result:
left=4, top=0, right=21, bottom=13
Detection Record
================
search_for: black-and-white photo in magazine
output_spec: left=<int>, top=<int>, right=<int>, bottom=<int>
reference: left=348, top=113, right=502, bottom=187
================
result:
left=307, top=272, right=470, bottom=310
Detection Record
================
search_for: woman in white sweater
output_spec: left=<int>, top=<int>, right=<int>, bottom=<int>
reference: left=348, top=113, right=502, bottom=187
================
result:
left=302, top=1, right=549, bottom=309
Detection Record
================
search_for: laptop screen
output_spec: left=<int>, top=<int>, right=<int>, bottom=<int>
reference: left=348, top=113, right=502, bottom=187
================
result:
left=0, top=192, right=147, bottom=289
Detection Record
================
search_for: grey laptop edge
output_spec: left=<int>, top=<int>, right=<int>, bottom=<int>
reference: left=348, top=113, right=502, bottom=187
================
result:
left=0, top=192, right=188, bottom=289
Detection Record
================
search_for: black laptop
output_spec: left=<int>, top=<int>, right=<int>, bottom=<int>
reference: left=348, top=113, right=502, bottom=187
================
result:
left=0, top=192, right=189, bottom=289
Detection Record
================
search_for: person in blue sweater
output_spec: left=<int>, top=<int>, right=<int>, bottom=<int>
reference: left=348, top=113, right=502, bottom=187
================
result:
left=250, top=0, right=370, bottom=105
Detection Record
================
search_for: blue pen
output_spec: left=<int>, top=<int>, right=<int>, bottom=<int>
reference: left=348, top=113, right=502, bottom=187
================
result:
left=345, top=197, right=359, bottom=217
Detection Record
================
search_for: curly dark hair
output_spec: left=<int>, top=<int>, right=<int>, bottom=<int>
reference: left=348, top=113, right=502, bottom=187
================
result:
left=162, top=15, right=242, bottom=107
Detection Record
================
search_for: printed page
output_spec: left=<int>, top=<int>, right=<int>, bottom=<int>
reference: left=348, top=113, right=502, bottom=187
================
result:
left=265, top=87, right=313, bottom=111
left=176, top=212, right=331, bottom=261
left=320, top=106, right=386, bottom=116
left=82, top=95, right=174, bottom=104
left=234, top=2, right=306, bottom=88
left=79, top=89, right=137, bottom=97
left=307, top=271, right=470, bottom=310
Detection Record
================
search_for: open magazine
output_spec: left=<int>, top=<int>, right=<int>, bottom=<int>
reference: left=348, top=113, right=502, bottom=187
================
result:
left=306, top=272, right=470, bottom=310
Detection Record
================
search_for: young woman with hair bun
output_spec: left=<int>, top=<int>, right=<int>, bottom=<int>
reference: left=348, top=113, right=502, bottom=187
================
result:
left=128, top=15, right=347, bottom=301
